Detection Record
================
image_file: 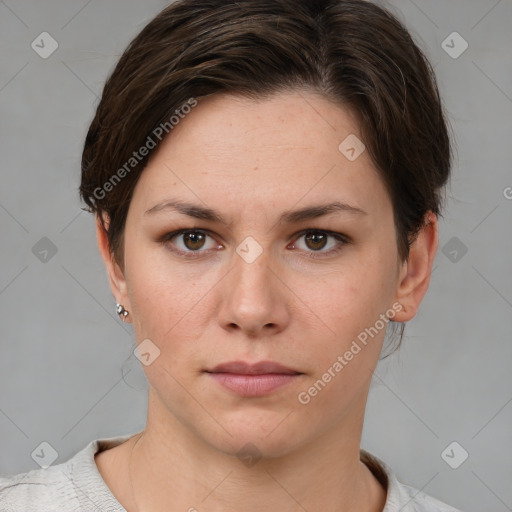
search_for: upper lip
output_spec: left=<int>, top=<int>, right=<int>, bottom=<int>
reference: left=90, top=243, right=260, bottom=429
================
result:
left=206, top=360, right=301, bottom=375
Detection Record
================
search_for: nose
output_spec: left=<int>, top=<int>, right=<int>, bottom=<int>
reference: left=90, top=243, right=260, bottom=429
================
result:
left=216, top=243, right=290, bottom=337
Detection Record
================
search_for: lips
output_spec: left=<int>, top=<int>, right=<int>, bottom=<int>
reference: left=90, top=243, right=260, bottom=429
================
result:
left=205, top=360, right=302, bottom=375
left=204, top=360, right=303, bottom=397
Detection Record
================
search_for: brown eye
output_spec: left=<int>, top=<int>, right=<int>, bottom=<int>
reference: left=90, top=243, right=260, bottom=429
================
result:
left=304, top=231, right=328, bottom=251
left=181, top=231, right=206, bottom=250
left=163, top=229, right=220, bottom=255
left=289, top=230, right=349, bottom=258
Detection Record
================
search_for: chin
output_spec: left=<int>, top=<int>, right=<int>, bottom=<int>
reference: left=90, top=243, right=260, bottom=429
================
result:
left=200, top=411, right=309, bottom=461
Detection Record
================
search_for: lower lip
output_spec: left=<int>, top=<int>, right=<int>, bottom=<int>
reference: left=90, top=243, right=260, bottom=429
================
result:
left=206, top=372, right=301, bottom=397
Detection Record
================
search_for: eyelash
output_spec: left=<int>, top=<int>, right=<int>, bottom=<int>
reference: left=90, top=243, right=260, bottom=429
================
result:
left=160, top=229, right=350, bottom=259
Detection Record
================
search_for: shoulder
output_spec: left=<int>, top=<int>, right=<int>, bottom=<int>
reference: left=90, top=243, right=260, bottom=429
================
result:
left=0, top=432, right=138, bottom=512
left=393, top=482, right=463, bottom=512
left=0, top=463, right=78, bottom=512
left=360, top=450, right=464, bottom=512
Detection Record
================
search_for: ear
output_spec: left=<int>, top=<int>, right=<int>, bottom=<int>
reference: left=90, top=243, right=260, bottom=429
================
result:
left=95, top=213, right=132, bottom=323
left=392, top=211, right=438, bottom=322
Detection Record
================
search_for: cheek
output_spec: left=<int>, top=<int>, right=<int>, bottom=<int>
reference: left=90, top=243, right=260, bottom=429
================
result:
left=312, top=259, right=395, bottom=337
left=301, top=254, right=397, bottom=381
left=125, top=221, right=397, bottom=370
left=295, top=277, right=391, bottom=418
left=125, top=242, right=223, bottom=359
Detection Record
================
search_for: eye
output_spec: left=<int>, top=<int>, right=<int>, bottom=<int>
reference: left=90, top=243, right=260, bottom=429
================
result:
left=288, top=230, right=349, bottom=258
left=160, top=228, right=349, bottom=259
left=162, top=229, right=222, bottom=256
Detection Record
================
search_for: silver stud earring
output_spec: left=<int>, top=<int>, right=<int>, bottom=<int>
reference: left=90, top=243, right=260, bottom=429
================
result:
left=116, top=303, right=129, bottom=321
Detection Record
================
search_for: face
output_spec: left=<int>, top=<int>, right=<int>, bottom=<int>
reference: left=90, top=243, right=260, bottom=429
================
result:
left=99, top=90, right=435, bottom=458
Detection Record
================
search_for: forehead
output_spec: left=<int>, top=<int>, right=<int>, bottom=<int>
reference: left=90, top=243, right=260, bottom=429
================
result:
left=129, top=91, right=392, bottom=223
left=167, top=90, right=362, bottom=159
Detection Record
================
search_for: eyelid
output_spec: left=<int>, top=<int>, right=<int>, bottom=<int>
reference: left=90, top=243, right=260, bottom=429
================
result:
left=160, top=229, right=222, bottom=256
left=291, top=228, right=350, bottom=245
left=289, top=229, right=350, bottom=258
left=160, top=228, right=350, bottom=258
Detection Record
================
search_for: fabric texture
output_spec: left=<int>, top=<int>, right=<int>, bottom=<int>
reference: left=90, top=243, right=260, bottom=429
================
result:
left=0, top=431, right=463, bottom=511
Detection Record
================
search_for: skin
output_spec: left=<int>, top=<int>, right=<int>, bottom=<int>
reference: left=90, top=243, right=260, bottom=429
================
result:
left=94, top=90, right=438, bottom=512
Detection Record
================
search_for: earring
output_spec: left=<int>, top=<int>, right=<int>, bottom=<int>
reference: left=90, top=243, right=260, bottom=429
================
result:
left=116, top=303, right=129, bottom=321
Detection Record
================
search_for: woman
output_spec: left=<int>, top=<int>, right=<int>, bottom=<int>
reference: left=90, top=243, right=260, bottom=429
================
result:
left=0, top=0, right=462, bottom=510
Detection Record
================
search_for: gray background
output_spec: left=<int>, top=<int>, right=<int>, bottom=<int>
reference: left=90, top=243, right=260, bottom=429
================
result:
left=1, top=1, right=511, bottom=510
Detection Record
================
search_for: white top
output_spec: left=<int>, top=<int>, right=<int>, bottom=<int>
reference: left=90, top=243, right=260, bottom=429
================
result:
left=0, top=431, right=463, bottom=511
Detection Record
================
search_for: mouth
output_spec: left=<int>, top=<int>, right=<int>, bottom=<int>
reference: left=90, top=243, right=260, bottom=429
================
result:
left=204, top=360, right=303, bottom=397
left=205, top=360, right=302, bottom=375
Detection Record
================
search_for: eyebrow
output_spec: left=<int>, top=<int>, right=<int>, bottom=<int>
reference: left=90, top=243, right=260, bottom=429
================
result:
left=144, top=199, right=367, bottom=224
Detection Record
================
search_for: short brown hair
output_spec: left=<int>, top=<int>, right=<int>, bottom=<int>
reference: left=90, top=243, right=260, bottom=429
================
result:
left=80, top=0, right=452, bottom=269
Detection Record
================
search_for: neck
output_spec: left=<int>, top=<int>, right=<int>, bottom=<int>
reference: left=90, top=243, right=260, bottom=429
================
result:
left=126, top=390, right=386, bottom=512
